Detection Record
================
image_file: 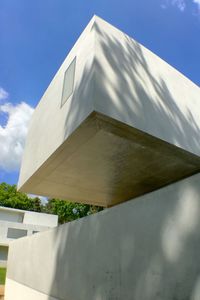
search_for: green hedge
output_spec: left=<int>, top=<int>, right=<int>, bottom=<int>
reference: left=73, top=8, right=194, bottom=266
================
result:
left=0, top=268, right=6, bottom=285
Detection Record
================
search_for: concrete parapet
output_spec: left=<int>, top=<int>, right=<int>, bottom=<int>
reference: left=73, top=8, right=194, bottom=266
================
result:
left=5, top=173, right=200, bottom=300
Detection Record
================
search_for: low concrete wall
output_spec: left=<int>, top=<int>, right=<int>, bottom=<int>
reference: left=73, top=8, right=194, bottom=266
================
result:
left=0, top=220, right=54, bottom=243
left=5, top=173, right=200, bottom=300
left=5, top=279, right=57, bottom=300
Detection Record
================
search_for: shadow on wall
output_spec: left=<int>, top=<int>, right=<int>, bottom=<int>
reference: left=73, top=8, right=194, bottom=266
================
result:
left=92, top=21, right=200, bottom=154
left=46, top=175, right=200, bottom=300
left=46, top=24, right=200, bottom=299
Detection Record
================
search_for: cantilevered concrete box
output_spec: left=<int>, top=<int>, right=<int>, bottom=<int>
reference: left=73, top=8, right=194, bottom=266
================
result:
left=18, top=16, right=200, bottom=207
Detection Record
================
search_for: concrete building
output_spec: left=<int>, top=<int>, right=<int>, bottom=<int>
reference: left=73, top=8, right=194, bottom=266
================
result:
left=5, top=16, right=200, bottom=300
left=18, top=16, right=200, bottom=208
left=0, top=206, right=58, bottom=267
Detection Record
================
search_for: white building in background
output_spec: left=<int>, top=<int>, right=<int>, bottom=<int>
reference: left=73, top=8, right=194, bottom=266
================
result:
left=0, top=206, right=58, bottom=267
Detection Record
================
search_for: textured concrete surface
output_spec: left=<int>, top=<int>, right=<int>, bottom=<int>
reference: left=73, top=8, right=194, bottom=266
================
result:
left=18, top=16, right=200, bottom=206
left=19, top=112, right=200, bottom=207
left=6, top=173, right=200, bottom=300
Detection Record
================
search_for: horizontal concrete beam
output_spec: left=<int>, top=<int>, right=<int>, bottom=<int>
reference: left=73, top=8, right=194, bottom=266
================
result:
left=19, top=112, right=200, bottom=207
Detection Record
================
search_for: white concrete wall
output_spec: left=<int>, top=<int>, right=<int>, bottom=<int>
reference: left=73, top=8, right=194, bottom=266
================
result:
left=0, top=207, right=58, bottom=227
left=23, top=210, right=58, bottom=227
left=5, top=173, right=200, bottom=300
left=0, top=210, right=24, bottom=223
left=18, top=16, right=96, bottom=189
left=6, top=279, right=58, bottom=300
left=94, top=17, right=200, bottom=157
left=0, top=220, right=53, bottom=244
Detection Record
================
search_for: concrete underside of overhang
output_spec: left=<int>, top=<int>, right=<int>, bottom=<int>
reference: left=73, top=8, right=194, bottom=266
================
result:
left=19, top=112, right=200, bottom=207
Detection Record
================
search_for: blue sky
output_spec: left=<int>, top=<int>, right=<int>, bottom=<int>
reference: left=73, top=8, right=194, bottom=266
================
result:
left=0, top=0, right=200, bottom=186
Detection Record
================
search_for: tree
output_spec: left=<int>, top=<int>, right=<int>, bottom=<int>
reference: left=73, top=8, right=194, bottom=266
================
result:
left=44, top=198, right=103, bottom=224
left=0, top=182, right=42, bottom=212
left=0, top=182, right=104, bottom=224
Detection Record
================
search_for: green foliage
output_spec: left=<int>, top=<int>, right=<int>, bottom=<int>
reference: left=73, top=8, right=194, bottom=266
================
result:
left=0, top=182, right=104, bottom=224
left=0, top=268, right=6, bottom=285
left=0, top=182, right=42, bottom=212
left=44, top=198, right=103, bottom=224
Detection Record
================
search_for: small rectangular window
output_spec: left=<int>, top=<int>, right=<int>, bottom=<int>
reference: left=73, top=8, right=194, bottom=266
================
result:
left=61, top=57, right=76, bottom=107
left=7, top=228, right=27, bottom=239
left=0, top=210, right=24, bottom=223
left=0, top=246, right=8, bottom=261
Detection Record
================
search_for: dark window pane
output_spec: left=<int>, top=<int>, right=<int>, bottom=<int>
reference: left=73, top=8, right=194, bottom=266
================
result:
left=61, top=58, right=76, bottom=107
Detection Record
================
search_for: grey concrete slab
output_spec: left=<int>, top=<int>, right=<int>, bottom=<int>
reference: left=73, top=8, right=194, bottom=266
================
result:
left=19, top=112, right=200, bottom=207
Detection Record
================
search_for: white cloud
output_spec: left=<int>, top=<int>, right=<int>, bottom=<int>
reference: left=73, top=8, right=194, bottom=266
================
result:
left=0, top=87, right=9, bottom=101
left=172, top=0, right=186, bottom=11
left=0, top=101, right=34, bottom=171
left=193, top=0, right=200, bottom=9
left=161, top=0, right=200, bottom=12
